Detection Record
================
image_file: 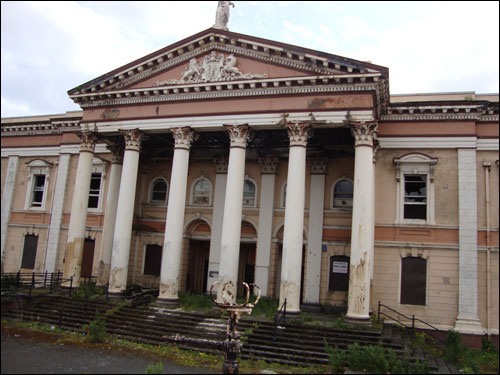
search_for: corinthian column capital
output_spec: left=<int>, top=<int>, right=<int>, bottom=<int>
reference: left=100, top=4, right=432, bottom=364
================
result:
left=106, top=144, right=124, bottom=164
left=78, top=130, right=97, bottom=153
left=224, top=124, right=251, bottom=148
left=285, top=122, right=311, bottom=147
left=120, top=129, right=144, bottom=151
left=349, top=121, right=378, bottom=147
left=171, top=127, right=196, bottom=150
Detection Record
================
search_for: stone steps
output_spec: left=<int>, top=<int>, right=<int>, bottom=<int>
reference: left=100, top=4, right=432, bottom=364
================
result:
left=1, top=296, right=451, bottom=372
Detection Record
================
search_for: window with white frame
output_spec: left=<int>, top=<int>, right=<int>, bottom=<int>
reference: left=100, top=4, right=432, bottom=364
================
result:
left=332, top=178, right=353, bottom=208
left=192, top=177, right=211, bottom=205
left=394, top=153, right=437, bottom=224
left=88, top=173, right=102, bottom=209
left=243, top=179, right=256, bottom=207
left=87, top=158, right=106, bottom=212
left=25, top=159, right=52, bottom=210
left=150, top=178, right=168, bottom=203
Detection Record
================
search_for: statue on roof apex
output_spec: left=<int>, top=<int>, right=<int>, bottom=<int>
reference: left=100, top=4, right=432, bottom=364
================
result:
left=214, top=1, right=234, bottom=31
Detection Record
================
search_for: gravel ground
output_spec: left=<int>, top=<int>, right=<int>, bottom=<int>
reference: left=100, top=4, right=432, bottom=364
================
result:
left=1, top=328, right=218, bottom=374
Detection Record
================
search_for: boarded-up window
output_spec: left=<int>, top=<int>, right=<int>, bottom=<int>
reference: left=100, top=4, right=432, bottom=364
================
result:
left=144, top=244, right=162, bottom=276
left=401, top=257, right=426, bottom=305
left=21, top=234, right=38, bottom=269
left=329, top=255, right=350, bottom=291
left=193, top=179, right=211, bottom=205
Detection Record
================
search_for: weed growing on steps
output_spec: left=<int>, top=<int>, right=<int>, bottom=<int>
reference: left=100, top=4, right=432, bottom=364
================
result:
left=86, top=311, right=107, bottom=343
left=324, top=340, right=430, bottom=374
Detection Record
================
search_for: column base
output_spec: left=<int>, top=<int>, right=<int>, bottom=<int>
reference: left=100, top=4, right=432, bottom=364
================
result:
left=107, top=290, right=125, bottom=300
left=344, top=314, right=372, bottom=326
left=454, top=317, right=485, bottom=335
left=156, top=297, right=180, bottom=309
left=300, top=303, right=321, bottom=313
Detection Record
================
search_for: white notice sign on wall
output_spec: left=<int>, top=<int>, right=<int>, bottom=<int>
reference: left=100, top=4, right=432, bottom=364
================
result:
left=332, top=261, right=348, bottom=274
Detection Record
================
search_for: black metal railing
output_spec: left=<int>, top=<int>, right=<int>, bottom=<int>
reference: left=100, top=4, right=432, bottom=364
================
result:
left=377, top=301, right=445, bottom=343
left=1, top=272, right=109, bottom=303
left=273, top=298, right=287, bottom=342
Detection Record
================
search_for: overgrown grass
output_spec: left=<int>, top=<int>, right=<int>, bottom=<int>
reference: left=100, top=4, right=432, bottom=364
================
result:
left=85, top=311, right=107, bottom=343
left=178, top=291, right=213, bottom=312
left=324, top=340, right=430, bottom=374
left=441, top=331, right=499, bottom=374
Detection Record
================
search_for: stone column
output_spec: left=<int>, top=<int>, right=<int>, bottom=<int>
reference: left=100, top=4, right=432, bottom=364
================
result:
left=96, top=145, right=123, bottom=286
left=1, top=155, right=20, bottom=265
left=158, top=127, right=195, bottom=306
left=218, top=124, right=250, bottom=303
left=63, top=131, right=97, bottom=287
left=44, top=153, right=70, bottom=273
left=454, top=149, right=483, bottom=334
left=345, top=121, right=377, bottom=324
left=304, top=158, right=327, bottom=307
left=207, top=157, right=228, bottom=291
left=108, top=129, right=143, bottom=294
left=280, top=122, right=311, bottom=314
left=255, top=156, right=279, bottom=297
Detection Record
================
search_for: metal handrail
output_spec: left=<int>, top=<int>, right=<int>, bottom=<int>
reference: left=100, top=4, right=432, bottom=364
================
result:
left=273, top=298, right=287, bottom=342
left=378, top=301, right=445, bottom=343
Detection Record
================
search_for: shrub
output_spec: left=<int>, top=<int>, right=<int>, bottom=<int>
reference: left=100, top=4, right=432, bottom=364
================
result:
left=144, top=362, right=163, bottom=374
left=443, top=330, right=466, bottom=365
left=87, top=311, right=107, bottom=343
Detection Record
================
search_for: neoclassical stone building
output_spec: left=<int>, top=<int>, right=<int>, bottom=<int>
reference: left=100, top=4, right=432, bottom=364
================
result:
left=1, top=26, right=498, bottom=341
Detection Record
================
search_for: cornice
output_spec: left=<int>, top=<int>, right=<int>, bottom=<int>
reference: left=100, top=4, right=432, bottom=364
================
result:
left=71, top=79, right=382, bottom=109
left=1, top=120, right=81, bottom=137
left=382, top=103, right=498, bottom=121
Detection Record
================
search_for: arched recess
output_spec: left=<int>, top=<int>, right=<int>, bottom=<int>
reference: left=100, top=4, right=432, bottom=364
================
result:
left=184, top=216, right=211, bottom=294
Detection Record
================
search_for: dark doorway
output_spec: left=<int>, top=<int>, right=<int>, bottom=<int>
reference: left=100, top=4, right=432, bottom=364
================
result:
left=81, top=238, right=95, bottom=279
left=186, top=240, right=210, bottom=293
left=238, top=242, right=256, bottom=295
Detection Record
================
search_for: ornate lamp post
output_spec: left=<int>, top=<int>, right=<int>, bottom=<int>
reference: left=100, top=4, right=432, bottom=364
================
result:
left=210, top=281, right=261, bottom=374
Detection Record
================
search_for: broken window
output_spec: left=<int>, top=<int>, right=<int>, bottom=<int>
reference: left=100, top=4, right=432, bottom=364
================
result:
left=403, top=175, right=427, bottom=219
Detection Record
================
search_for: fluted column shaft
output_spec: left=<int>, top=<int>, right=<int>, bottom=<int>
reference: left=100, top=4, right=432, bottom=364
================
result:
left=158, top=127, right=195, bottom=305
left=346, top=121, right=377, bottom=323
left=280, top=123, right=310, bottom=313
left=63, top=131, right=97, bottom=287
left=218, top=124, right=250, bottom=303
left=108, top=129, right=143, bottom=294
left=97, top=146, right=123, bottom=286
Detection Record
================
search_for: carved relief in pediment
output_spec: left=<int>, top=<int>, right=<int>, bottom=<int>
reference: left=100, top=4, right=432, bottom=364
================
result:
left=156, top=51, right=267, bottom=86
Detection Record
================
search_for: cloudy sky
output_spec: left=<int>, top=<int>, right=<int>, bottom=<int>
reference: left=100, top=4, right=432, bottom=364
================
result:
left=1, top=1, right=498, bottom=118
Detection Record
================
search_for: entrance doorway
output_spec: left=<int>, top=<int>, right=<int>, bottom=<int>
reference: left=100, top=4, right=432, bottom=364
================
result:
left=186, top=240, right=210, bottom=293
left=81, top=238, right=95, bottom=279
left=238, top=242, right=256, bottom=295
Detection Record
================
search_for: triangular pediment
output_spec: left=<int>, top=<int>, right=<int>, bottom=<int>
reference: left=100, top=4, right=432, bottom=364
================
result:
left=68, top=28, right=388, bottom=96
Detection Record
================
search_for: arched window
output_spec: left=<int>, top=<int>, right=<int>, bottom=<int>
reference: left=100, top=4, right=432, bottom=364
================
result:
left=243, top=179, right=256, bottom=207
left=192, top=178, right=211, bottom=205
left=333, top=179, right=353, bottom=208
left=150, top=179, right=168, bottom=202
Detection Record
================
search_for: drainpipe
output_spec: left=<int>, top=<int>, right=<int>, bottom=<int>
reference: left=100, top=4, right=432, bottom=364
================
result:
left=483, top=161, right=491, bottom=338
